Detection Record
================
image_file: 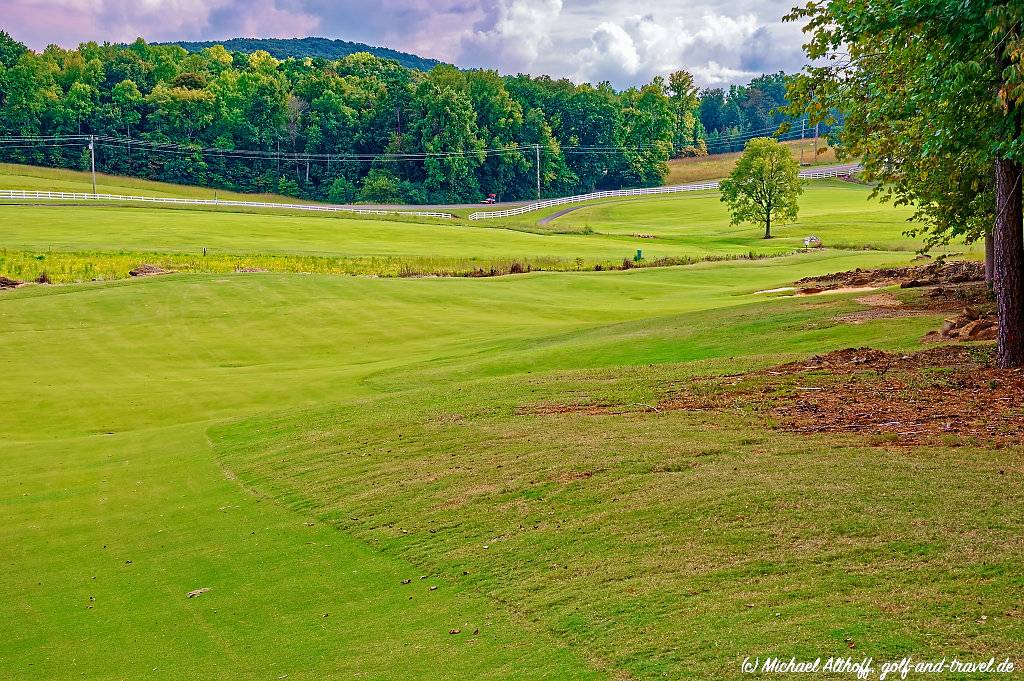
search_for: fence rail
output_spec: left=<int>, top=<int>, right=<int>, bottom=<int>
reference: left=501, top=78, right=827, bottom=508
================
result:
left=0, top=190, right=456, bottom=219
left=469, top=166, right=860, bottom=220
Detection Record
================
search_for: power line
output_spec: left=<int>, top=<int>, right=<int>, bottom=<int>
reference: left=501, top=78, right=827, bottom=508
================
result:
left=0, top=125, right=836, bottom=168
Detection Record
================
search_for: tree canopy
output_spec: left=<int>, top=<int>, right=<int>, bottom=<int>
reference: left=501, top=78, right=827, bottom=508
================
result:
left=0, top=36, right=720, bottom=204
left=785, top=0, right=1024, bottom=367
left=719, top=137, right=802, bottom=239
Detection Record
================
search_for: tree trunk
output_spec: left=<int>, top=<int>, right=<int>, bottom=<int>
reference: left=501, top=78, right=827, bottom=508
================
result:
left=985, top=231, right=995, bottom=286
left=764, top=213, right=771, bottom=239
left=994, top=158, right=1024, bottom=368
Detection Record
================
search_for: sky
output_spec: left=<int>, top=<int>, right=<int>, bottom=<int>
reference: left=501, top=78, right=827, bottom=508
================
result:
left=0, top=0, right=809, bottom=87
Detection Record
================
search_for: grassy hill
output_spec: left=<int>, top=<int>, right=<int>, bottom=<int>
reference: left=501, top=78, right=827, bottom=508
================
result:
left=0, top=163, right=938, bottom=284
left=165, top=36, right=445, bottom=71
left=667, top=139, right=841, bottom=185
left=1, top=167, right=1014, bottom=680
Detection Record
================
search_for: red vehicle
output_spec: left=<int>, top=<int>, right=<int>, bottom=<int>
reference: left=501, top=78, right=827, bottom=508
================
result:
left=480, top=193, right=497, bottom=204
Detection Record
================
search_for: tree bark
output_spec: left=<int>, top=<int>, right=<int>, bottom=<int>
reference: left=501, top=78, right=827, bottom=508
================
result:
left=994, top=158, right=1024, bottom=368
left=985, top=231, right=995, bottom=286
left=764, top=213, right=772, bottom=239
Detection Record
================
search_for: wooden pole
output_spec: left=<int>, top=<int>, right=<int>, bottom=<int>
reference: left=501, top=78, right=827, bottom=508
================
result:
left=89, top=135, right=97, bottom=196
left=535, top=144, right=541, bottom=200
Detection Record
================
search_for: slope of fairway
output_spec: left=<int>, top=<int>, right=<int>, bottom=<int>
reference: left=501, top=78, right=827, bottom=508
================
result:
left=0, top=251, right=938, bottom=679
left=206, top=282, right=1022, bottom=679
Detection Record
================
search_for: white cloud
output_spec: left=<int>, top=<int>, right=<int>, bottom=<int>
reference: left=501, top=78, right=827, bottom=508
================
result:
left=5, top=0, right=320, bottom=46
left=7, top=0, right=808, bottom=87
left=692, top=61, right=758, bottom=85
left=574, top=12, right=762, bottom=87
left=459, top=0, right=563, bottom=73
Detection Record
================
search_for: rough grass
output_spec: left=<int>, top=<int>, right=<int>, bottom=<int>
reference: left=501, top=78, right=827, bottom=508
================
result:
left=0, top=247, right=597, bottom=282
left=666, top=139, right=841, bottom=185
left=0, top=162, right=321, bottom=203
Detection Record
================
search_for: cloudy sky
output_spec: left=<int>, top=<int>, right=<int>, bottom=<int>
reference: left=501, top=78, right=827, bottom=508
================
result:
left=1, top=0, right=808, bottom=87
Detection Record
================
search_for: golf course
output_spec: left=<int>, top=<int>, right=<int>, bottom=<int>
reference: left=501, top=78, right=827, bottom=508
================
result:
left=2, top=161, right=1020, bottom=679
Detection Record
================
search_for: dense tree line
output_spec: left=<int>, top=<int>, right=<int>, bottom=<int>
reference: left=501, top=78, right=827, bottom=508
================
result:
left=697, top=73, right=838, bottom=153
left=0, top=32, right=713, bottom=204
left=165, top=37, right=445, bottom=73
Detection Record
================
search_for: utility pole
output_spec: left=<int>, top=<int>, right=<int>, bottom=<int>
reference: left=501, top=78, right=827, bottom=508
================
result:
left=89, top=135, right=97, bottom=196
left=535, top=144, right=541, bottom=200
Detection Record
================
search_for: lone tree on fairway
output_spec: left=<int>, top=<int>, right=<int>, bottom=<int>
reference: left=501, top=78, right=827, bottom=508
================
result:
left=720, top=138, right=802, bottom=239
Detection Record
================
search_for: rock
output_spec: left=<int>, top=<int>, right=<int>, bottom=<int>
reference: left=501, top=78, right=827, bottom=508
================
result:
left=449, top=629, right=461, bottom=635
left=965, top=320, right=997, bottom=341
left=963, top=306, right=981, bottom=321
left=960, top=319, right=992, bottom=340
left=0, top=276, right=22, bottom=289
left=973, top=326, right=997, bottom=341
left=186, top=587, right=210, bottom=598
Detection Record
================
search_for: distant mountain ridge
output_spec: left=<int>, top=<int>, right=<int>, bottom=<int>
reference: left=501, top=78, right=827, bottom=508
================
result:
left=164, top=36, right=445, bottom=71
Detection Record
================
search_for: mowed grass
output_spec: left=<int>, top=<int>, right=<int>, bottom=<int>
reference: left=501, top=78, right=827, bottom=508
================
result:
left=2, top=254, right=1021, bottom=679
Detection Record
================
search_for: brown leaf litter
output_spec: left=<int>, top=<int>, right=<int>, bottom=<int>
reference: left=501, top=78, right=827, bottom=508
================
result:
left=662, top=346, right=1024, bottom=446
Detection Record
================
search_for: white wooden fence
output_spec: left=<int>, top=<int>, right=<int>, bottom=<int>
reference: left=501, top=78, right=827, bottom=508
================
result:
left=0, top=190, right=456, bottom=219
left=468, top=166, right=860, bottom=220
left=0, top=165, right=859, bottom=221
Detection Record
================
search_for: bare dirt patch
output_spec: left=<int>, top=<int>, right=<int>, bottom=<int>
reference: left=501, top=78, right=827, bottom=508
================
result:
left=129, top=264, right=170, bottom=277
left=820, top=281, right=997, bottom=338
left=795, top=260, right=984, bottom=294
left=520, top=345, right=1022, bottom=447
left=664, top=346, right=1024, bottom=447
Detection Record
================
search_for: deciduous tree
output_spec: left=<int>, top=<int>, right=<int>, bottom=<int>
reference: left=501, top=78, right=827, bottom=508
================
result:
left=720, top=137, right=802, bottom=239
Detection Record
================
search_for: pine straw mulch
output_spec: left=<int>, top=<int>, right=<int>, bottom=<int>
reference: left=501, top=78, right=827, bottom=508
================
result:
left=662, top=345, right=1024, bottom=447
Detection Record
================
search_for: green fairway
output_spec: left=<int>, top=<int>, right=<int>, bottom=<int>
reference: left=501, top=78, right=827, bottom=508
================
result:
left=4, top=256, right=1021, bottom=679
left=2, top=166, right=1016, bottom=680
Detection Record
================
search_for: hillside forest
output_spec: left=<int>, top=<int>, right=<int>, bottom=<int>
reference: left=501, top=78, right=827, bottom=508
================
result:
left=0, top=32, right=819, bottom=204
